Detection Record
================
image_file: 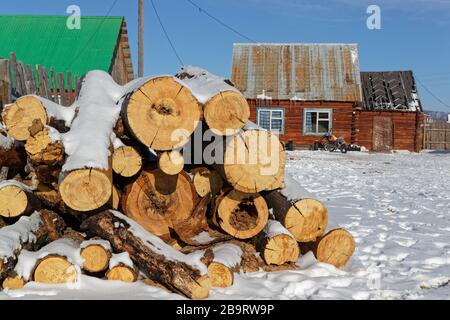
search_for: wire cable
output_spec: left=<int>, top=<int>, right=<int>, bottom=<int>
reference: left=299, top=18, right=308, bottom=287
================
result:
left=150, top=0, right=184, bottom=66
left=186, top=0, right=257, bottom=43
left=416, top=77, right=450, bottom=110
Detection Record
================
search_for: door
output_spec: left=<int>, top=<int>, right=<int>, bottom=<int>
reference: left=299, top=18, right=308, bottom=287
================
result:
left=373, top=116, right=393, bottom=152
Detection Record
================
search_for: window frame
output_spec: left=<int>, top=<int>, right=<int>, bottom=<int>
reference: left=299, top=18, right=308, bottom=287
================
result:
left=256, top=107, right=285, bottom=135
left=303, top=108, right=333, bottom=136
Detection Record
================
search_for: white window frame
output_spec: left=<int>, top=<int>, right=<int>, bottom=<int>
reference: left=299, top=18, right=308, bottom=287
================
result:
left=303, top=108, right=333, bottom=136
left=256, top=108, right=285, bottom=134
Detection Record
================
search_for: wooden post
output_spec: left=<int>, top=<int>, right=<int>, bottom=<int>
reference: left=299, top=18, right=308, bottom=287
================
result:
left=0, top=59, right=11, bottom=105
left=9, top=53, right=24, bottom=96
left=138, top=0, right=144, bottom=77
left=67, top=72, right=73, bottom=104
left=57, top=73, right=67, bottom=106
left=50, top=67, right=57, bottom=100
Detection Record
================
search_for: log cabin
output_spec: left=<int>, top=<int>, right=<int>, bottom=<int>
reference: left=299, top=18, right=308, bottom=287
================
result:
left=231, top=43, right=425, bottom=152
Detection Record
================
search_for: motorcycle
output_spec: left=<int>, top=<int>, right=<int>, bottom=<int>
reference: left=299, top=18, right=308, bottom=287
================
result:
left=320, top=132, right=348, bottom=153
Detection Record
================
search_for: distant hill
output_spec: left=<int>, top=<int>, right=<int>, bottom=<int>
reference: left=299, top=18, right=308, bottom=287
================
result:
left=425, top=110, right=450, bottom=122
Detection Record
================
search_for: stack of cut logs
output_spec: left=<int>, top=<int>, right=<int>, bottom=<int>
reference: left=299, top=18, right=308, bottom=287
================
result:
left=0, top=66, right=355, bottom=299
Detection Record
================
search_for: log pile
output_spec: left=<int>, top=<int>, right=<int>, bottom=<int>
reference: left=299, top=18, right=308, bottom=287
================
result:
left=0, top=67, right=355, bottom=299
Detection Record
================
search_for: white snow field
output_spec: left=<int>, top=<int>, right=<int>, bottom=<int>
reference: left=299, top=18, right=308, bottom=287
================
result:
left=1, top=150, right=449, bottom=300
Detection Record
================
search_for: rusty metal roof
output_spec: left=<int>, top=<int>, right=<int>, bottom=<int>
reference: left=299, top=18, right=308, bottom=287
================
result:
left=361, top=71, right=423, bottom=112
left=231, top=43, right=362, bottom=102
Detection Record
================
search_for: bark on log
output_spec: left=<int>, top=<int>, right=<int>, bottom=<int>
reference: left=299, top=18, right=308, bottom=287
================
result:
left=299, top=228, right=355, bottom=269
left=263, top=179, right=328, bottom=242
left=172, top=193, right=231, bottom=246
left=0, top=210, right=65, bottom=280
left=81, top=210, right=210, bottom=299
left=121, top=169, right=198, bottom=241
left=255, top=220, right=300, bottom=266
left=212, top=189, right=269, bottom=239
left=122, top=76, right=202, bottom=151
left=216, top=128, right=285, bottom=193
left=0, top=145, right=26, bottom=169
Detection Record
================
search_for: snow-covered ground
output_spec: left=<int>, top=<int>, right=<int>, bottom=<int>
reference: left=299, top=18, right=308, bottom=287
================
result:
left=1, top=150, right=449, bottom=300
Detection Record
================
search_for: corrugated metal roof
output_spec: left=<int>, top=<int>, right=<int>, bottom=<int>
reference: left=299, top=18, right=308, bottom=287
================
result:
left=0, top=15, right=123, bottom=86
left=361, top=71, right=422, bottom=112
left=231, top=43, right=362, bottom=102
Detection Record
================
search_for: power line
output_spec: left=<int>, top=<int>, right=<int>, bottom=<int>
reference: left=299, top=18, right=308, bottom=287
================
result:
left=185, top=0, right=257, bottom=43
left=416, top=77, right=450, bottom=110
left=150, top=0, right=184, bottom=66
left=66, top=0, right=119, bottom=71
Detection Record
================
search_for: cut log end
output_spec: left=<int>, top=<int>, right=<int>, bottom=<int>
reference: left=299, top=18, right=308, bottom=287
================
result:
left=122, top=169, right=197, bottom=240
left=215, top=190, right=269, bottom=239
left=192, top=168, right=223, bottom=197
left=2, top=96, right=48, bottom=141
left=112, top=146, right=142, bottom=178
left=158, top=151, right=184, bottom=176
left=263, top=234, right=300, bottom=265
left=315, top=229, right=356, bottom=269
left=25, top=127, right=64, bottom=165
left=2, top=275, right=26, bottom=290
left=286, top=198, right=328, bottom=242
left=207, top=262, right=234, bottom=288
left=33, top=255, right=78, bottom=284
left=187, top=274, right=210, bottom=300
left=60, top=169, right=112, bottom=212
left=124, top=77, right=202, bottom=151
left=112, top=186, right=121, bottom=210
left=204, top=91, right=250, bottom=136
left=224, top=129, right=285, bottom=193
left=81, top=244, right=111, bottom=273
left=106, top=264, right=137, bottom=283
left=0, top=185, right=30, bottom=218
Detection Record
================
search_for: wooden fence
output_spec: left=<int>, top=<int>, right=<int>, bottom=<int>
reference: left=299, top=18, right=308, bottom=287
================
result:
left=423, top=118, right=450, bottom=150
left=0, top=53, right=78, bottom=107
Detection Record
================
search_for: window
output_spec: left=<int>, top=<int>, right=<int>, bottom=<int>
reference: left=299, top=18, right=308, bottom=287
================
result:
left=257, top=108, right=285, bottom=134
left=303, top=109, right=332, bottom=135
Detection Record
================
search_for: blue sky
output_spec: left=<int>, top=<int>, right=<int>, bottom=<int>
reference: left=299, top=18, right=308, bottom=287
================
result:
left=2, top=0, right=450, bottom=111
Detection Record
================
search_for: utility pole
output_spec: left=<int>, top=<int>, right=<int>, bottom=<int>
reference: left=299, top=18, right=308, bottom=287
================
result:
left=138, top=0, right=144, bottom=77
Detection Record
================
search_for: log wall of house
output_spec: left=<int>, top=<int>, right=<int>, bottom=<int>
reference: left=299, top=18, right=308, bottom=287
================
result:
left=248, top=99, right=356, bottom=149
left=355, top=111, right=424, bottom=152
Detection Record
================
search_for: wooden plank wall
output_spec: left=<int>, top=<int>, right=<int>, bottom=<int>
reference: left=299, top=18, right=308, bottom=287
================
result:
left=248, top=99, right=355, bottom=149
left=0, top=53, right=77, bottom=107
left=355, top=110, right=424, bottom=152
left=423, top=119, right=450, bottom=150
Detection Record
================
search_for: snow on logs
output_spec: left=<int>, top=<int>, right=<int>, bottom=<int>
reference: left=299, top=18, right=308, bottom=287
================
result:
left=207, top=243, right=243, bottom=288
left=0, top=210, right=65, bottom=281
left=1, top=95, right=75, bottom=141
left=256, top=220, right=300, bottom=266
left=263, top=174, right=328, bottom=243
left=81, top=211, right=211, bottom=300
left=175, top=66, right=250, bottom=136
left=122, top=76, right=202, bottom=151
left=59, top=71, right=121, bottom=212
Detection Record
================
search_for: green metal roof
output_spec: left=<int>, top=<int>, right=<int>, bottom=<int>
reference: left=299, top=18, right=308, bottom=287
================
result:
left=0, top=15, right=124, bottom=88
